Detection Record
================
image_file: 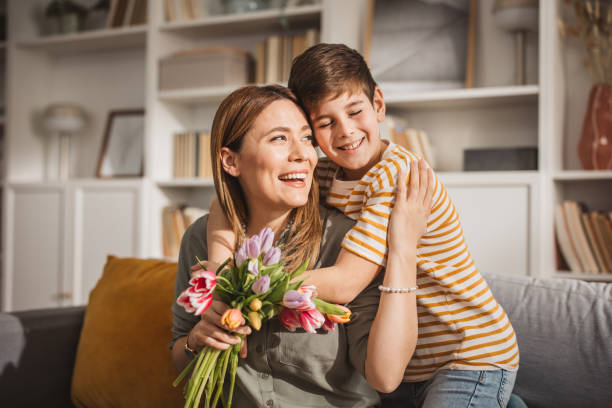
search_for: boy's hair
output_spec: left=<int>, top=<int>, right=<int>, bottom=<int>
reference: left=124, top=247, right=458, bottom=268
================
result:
left=288, top=43, right=377, bottom=113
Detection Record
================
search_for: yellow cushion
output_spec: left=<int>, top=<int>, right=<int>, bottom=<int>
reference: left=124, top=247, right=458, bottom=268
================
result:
left=71, top=255, right=184, bottom=408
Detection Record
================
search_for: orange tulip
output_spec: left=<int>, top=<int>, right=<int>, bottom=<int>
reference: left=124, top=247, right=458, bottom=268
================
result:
left=327, top=305, right=351, bottom=324
left=221, top=308, right=245, bottom=330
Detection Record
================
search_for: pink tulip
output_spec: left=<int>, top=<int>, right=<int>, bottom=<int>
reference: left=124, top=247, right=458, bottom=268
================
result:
left=299, top=308, right=325, bottom=333
left=246, top=235, right=262, bottom=259
left=235, top=244, right=248, bottom=266
left=279, top=308, right=301, bottom=332
left=248, top=258, right=259, bottom=275
left=252, top=275, right=270, bottom=294
left=321, top=315, right=335, bottom=331
left=189, top=270, right=216, bottom=296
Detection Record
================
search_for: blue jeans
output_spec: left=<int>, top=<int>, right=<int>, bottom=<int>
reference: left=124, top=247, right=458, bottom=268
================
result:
left=381, top=369, right=517, bottom=408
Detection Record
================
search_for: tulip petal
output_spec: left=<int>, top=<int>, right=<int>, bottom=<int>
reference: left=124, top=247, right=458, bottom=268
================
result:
left=259, top=227, right=274, bottom=254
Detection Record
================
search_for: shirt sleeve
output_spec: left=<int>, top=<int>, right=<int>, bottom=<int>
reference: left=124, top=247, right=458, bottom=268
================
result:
left=341, top=157, right=447, bottom=267
left=169, top=214, right=209, bottom=349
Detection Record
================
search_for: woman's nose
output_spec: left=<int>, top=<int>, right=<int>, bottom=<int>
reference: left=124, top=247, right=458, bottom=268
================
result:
left=289, top=139, right=309, bottom=162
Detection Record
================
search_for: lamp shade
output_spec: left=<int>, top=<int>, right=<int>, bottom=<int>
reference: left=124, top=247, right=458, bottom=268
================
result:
left=493, top=0, right=539, bottom=32
left=42, top=102, right=87, bottom=134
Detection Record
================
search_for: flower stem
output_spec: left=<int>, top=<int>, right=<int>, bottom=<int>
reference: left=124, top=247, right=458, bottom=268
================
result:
left=211, top=348, right=232, bottom=408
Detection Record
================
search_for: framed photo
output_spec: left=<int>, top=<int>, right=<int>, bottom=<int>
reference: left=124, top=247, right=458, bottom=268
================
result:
left=364, top=0, right=477, bottom=93
left=96, top=109, right=145, bottom=178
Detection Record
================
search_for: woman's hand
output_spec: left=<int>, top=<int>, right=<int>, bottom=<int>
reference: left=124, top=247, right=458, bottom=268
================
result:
left=186, top=298, right=251, bottom=358
left=389, top=159, right=435, bottom=251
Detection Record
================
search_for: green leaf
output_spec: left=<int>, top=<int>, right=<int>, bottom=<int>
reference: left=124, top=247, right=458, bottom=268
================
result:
left=215, top=257, right=233, bottom=274
left=289, top=259, right=309, bottom=280
left=313, top=298, right=346, bottom=315
left=286, top=279, right=305, bottom=292
left=264, top=275, right=289, bottom=304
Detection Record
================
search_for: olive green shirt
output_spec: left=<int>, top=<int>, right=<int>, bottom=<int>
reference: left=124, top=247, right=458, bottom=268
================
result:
left=171, top=206, right=382, bottom=407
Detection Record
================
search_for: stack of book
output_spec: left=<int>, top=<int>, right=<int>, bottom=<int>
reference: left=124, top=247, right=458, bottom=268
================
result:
left=255, top=28, right=320, bottom=84
left=107, top=0, right=148, bottom=27
left=162, top=205, right=208, bottom=259
left=163, top=0, right=205, bottom=21
left=383, top=116, right=435, bottom=168
left=173, top=131, right=213, bottom=179
left=555, top=200, right=612, bottom=274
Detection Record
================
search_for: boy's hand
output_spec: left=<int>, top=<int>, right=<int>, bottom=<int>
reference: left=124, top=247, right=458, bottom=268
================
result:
left=389, top=159, right=434, bottom=251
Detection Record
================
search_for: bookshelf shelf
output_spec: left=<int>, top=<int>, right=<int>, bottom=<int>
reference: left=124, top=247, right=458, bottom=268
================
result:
left=552, top=271, right=612, bottom=282
left=157, top=179, right=215, bottom=188
left=159, top=5, right=322, bottom=36
left=17, top=26, right=147, bottom=54
left=553, top=170, right=612, bottom=181
left=384, top=85, right=539, bottom=110
left=158, top=85, right=236, bottom=104
left=437, top=171, right=539, bottom=186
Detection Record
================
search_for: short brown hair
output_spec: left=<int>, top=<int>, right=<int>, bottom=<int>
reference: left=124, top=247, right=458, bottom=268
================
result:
left=210, top=85, right=322, bottom=270
left=288, top=43, right=377, bottom=113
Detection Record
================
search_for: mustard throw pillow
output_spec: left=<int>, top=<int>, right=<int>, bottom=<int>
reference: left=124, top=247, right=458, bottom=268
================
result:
left=71, top=255, right=184, bottom=408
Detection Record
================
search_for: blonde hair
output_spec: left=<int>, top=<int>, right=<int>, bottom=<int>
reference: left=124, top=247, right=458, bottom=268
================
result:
left=210, top=85, right=322, bottom=270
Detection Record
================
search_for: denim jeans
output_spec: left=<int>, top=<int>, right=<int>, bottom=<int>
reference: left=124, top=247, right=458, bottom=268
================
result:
left=381, top=369, right=517, bottom=408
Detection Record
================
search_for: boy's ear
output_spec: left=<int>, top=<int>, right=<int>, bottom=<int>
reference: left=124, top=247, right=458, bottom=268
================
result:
left=373, top=86, right=386, bottom=123
left=220, top=147, right=240, bottom=177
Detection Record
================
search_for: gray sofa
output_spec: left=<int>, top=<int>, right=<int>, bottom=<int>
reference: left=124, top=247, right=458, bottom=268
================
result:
left=1, top=273, right=611, bottom=408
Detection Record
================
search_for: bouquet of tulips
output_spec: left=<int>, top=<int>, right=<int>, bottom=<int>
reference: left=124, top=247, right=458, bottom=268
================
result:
left=173, top=227, right=351, bottom=408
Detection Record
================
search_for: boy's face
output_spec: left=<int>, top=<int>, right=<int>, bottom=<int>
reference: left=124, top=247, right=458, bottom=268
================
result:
left=309, top=87, right=386, bottom=180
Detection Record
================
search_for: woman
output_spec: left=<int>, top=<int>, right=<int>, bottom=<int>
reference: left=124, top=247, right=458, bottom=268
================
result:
left=170, top=85, right=433, bottom=406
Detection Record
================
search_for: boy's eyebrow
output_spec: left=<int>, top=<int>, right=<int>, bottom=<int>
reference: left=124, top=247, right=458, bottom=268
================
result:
left=312, top=100, right=364, bottom=122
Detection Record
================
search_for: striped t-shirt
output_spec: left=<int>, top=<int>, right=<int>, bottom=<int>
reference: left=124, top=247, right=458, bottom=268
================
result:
left=316, top=142, right=519, bottom=382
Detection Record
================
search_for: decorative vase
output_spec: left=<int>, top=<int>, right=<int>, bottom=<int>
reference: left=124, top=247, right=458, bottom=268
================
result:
left=578, top=85, right=612, bottom=170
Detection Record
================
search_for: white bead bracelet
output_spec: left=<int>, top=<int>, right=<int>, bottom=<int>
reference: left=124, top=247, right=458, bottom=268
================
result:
left=378, top=285, right=418, bottom=294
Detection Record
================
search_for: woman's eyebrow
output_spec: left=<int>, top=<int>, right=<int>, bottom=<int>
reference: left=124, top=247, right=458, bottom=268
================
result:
left=264, top=125, right=311, bottom=135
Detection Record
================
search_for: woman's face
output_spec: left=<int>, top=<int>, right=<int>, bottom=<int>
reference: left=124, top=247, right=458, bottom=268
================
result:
left=228, top=99, right=318, bottom=214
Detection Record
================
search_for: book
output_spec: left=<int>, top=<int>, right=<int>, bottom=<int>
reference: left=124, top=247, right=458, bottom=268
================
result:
left=198, top=132, right=212, bottom=178
left=405, top=128, right=425, bottom=159
left=111, top=0, right=128, bottom=27
left=563, top=201, right=599, bottom=273
left=597, top=213, right=612, bottom=273
left=591, top=212, right=612, bottom=273
left=182, top=206, right=209, bottom=225
left=281, top=35, right=293, bottom=82
left=123, top=0, right=136, bottom=26
left=292, top=33, right=307, bottom=60
left=162, top=206, right=179, bottom=258
left=164, top=0, right=177, bottom=22
left=265, top=35, right=281, bottom=84
left=255, top=42, right=266, bottom=84
left=131, top=0, right=148, bottom=25
left=417, top=130, right=435, bottom=169
left=554, top=203, right=582, bottom=272
left=107, top=0, right=119, bottom=28
left=582, top=213, right=607, bottom=273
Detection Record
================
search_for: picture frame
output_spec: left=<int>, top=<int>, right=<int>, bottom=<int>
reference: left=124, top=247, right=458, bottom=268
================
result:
left=96, top=109, right=145, bottom=178
left=364, top=0, right=477, bottom=92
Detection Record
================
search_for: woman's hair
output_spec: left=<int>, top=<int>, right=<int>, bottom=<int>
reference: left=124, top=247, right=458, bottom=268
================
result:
left=210, top=85, right=322, bottom=271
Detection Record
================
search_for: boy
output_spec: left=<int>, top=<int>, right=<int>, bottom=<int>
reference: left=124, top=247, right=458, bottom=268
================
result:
left=286, top=44, right=519, bottom=406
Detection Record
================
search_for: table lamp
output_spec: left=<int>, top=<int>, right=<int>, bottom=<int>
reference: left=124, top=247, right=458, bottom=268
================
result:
left=492, top=0, right=539, bottom=85
left=42, top=103, right=87, bottom=180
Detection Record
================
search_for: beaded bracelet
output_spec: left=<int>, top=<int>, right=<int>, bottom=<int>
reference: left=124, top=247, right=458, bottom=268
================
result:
left=378, top=284, right=418, bottom=294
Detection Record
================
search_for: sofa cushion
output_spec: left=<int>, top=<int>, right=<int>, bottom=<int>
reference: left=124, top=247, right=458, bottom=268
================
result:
left=484, top=273, right=612, bottom=408
left=71, top=255, right=184, bottom=408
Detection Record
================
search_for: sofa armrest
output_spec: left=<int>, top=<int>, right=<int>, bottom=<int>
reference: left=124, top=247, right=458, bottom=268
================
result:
left=0, top=306, right=85, bottom=408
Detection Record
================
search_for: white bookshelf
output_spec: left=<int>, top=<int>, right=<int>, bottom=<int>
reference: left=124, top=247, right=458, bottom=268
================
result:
left=159, top=4, right=323, bottom=36
left=384, top=85, right=539, bottom=110
left=2, top=0, right=608, bottom=311
left=552, top=272, right=612, bottom=282
left=17, top=25, right=147, bottom=53
left=553, top=170, right=612, bottom=181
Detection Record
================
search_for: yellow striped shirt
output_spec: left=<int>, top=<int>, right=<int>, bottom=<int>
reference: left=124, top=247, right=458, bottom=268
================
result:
left=316, top=142, right=519, bottom=382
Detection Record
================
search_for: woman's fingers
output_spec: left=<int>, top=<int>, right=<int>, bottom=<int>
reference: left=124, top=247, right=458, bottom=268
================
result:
left=190, top=259, right=209, bottom=271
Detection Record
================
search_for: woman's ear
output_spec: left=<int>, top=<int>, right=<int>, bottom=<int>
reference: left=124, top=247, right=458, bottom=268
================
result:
left=373, top=86, right=386, bottom=123
left=220, top=147, right=240, bottom=177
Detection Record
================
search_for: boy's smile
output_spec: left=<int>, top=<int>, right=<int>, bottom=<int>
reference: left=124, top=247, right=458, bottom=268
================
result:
left=310, top=87, right=387, bottom=180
